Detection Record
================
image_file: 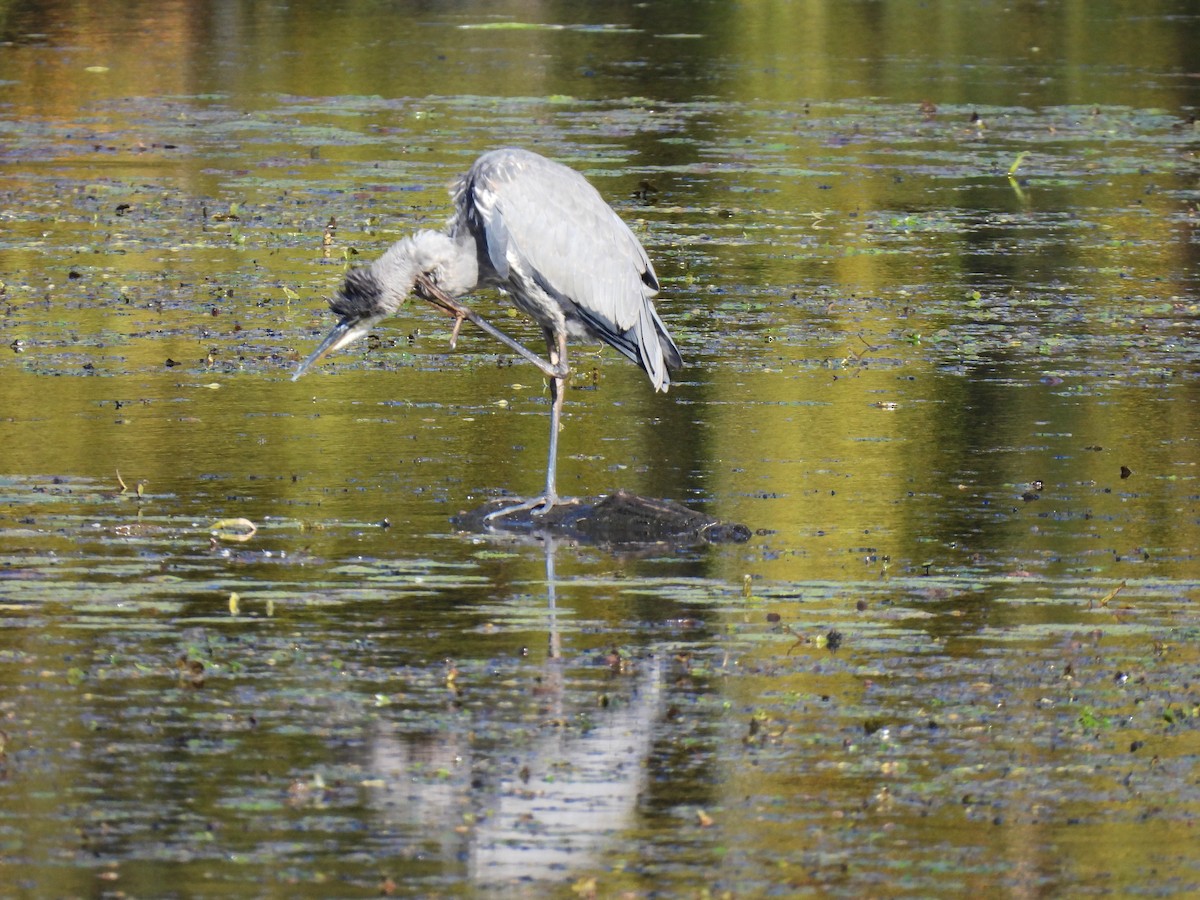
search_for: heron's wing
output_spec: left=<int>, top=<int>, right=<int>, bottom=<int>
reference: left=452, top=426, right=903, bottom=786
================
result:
left=461, top=150, right=679, bottom=386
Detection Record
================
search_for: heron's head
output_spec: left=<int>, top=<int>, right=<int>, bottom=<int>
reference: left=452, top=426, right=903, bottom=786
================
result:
left=291, top=267, right=391, bottom=381
left=292, top=232, right=455, bottom=380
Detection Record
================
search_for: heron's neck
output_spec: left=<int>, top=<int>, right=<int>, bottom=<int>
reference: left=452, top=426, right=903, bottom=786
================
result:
left=371, top=230, right=478, bottom=312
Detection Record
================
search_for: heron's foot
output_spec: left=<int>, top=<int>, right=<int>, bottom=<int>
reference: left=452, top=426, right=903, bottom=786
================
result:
left=482, top=493, right=561, bottom=523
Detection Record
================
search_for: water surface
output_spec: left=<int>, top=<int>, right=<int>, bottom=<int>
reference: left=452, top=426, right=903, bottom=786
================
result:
left=2, top=1, right=1199, bottom=896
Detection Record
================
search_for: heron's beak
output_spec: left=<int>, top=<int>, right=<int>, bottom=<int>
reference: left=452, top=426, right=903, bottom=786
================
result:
left=291, top=315, right=377, bottom=381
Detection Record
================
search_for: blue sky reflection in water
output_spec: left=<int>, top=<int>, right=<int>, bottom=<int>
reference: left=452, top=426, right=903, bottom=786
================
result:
left=1, top=1, right=1199, bottom=896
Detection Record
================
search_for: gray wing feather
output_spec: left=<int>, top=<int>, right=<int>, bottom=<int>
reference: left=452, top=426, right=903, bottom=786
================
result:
left=458, top=149, right=679, bottom=388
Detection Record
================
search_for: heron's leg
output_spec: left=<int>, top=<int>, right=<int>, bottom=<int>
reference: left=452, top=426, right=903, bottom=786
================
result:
left=541, top=329, right=568, bottom=508
left=483, top=330, right=569, bottom=523
left=415, top=276, right=568, bottom=380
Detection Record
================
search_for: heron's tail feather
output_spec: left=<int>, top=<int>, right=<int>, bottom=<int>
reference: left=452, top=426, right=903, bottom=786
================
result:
left=577, top=301, right=681, bottom=393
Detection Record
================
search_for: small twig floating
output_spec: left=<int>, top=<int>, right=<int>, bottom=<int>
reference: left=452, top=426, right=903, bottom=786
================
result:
left=1089, top=580, right=1126, bottom=610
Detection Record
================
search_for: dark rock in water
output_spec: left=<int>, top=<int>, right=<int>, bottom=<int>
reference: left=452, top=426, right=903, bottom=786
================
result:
left=454, top=489, right=751, bottom=546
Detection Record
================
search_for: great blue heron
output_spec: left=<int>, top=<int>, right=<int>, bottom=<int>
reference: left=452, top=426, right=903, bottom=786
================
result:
left=293, top=147, right=682, bottom=517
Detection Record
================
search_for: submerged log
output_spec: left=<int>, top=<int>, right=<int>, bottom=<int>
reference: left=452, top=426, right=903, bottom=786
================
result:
left=454, top=489, right=751, bottom=547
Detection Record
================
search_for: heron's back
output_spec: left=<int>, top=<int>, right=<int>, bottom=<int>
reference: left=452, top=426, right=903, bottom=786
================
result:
left=453, top=148, right=681, bottom=391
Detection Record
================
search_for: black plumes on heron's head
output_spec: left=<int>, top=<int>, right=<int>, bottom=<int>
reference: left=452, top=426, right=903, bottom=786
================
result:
left=330, top=267, right=385, bottom=320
